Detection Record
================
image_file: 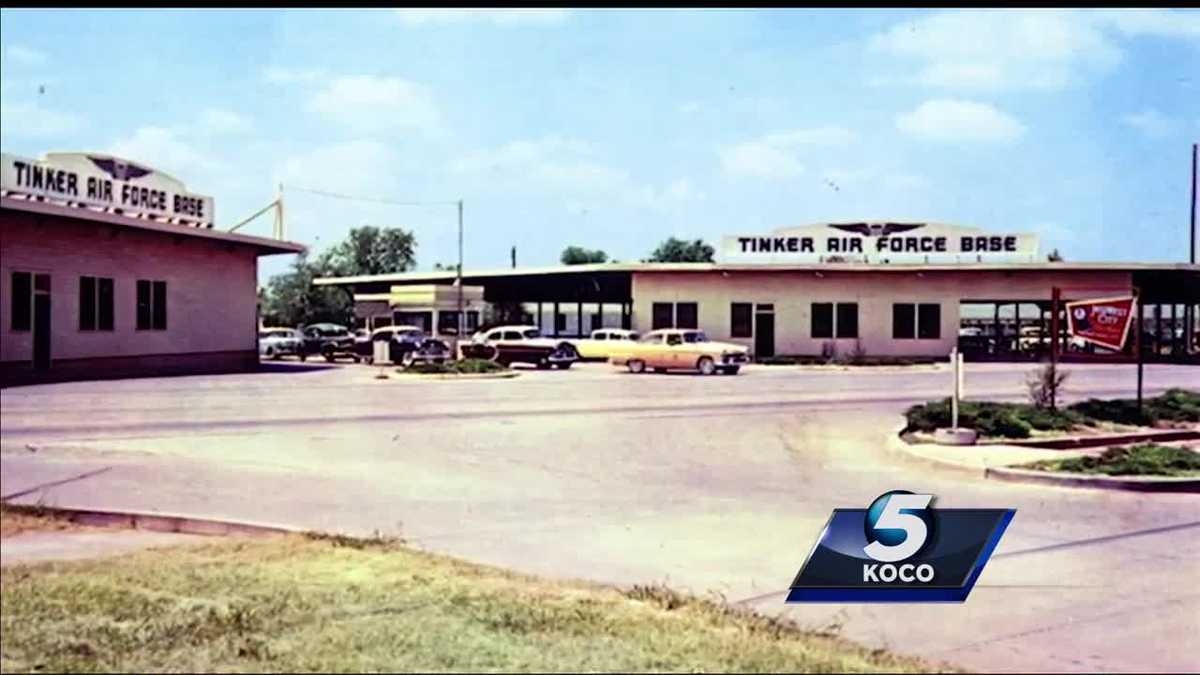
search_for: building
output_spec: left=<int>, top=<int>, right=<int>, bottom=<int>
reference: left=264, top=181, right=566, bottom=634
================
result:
left=1, top=152, right=304, bottom=386
left=317, top=222, right=1200, bottom=363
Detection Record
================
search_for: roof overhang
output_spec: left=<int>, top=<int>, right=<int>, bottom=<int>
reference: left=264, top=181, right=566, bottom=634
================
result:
left=1, top=194, right=305, bottom=256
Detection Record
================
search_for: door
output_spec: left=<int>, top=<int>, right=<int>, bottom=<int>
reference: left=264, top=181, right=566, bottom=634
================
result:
left=33, top=274, right=51, bottom=370
left=755, top=311, right=775, bottom=359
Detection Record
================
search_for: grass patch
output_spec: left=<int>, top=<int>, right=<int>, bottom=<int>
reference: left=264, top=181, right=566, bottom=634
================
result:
left=1021, top=443, right=1200, bottom=477
left=400, top=358, right=509, bottom=375
left=905, top=389, right=1200, bottom=440
left=0, top=532, right=944, bottom=673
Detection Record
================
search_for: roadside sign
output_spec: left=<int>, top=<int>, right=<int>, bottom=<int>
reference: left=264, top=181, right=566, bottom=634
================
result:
left=1065, top=295, right=1136, bottom=351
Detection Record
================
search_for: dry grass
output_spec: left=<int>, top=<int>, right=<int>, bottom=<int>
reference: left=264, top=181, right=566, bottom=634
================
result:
left=1, top=529, right=950, bottom=673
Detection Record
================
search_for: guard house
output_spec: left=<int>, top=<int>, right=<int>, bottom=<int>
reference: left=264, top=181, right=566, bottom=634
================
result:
left=352, top=283, right=486, bottom=337
left=1, top=151, right=305, bottom=386
left=315, top=222, right=1200, bottom=363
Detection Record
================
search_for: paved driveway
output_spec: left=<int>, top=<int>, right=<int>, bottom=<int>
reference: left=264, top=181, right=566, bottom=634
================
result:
left=2, top=362, right=1197, bottom=672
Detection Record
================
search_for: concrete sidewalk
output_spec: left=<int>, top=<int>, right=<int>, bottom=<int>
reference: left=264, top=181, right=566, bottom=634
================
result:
left=2, top=529, right=209, bottom=566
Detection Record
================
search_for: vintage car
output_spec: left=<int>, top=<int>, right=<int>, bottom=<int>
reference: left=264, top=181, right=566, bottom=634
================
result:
left=354, top=325, right=452, bottom=366
left=609, top=329, right=749, bottom=375
left=259, top=327, right=305, bottom=361
left=461, top=325, right=579, bottom=369
left=568, top=328, right=641, bottom=361
left=301, top=323, right=358, bottom=362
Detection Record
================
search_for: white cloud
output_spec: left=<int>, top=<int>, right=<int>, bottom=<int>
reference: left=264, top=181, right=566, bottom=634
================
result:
left=1120, top=109, right=1177, bottom=139
left=679, top=101, right=701, bottom=115
left=1098, top=9, right=1200, bottom=39
left=5, top=45, right=48, bottom=66
left=199, top=108, right=253, bottom=135
left=869, top=10, right=1125, bottom=91
left=896, top=99, right=1025, bottom=143
left=719, top=127, right=856, bottom=179
left=308, top=75, right=439, bottom=134
left=395, top=9, right=569, bottom=26
left=451, top=136, right=702, bottom=210
left=0, top=100, right=84, bottom=139
left=277, top=140, right=398, bottom=193
left=108, top=126, right=228, bottom=178
left=262, top=66, right=327, bottom=84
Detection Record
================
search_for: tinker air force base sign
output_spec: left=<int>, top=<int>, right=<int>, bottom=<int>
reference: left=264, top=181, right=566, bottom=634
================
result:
left=1, top=152, right=214, bottom=228
left=721, top=222, right=1039, bottom=263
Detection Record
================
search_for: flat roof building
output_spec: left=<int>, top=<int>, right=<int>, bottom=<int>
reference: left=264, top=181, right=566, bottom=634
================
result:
left=317, top=222, right=1200, bottom=364
left=1, top=152, right=304, bottom=386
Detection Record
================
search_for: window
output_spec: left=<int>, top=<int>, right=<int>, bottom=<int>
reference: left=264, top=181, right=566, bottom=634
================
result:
left=918, top=303, right=941, bottom=339
left=78, top=276, right=114, bottom=331
left=438, top=311, right=460, bottom=335
left=652, top=302, right=674, bottom=330
left=11, top=271, right=32, bottom=331
left=466, top=311, right=479, bottom=331
left=675, top=302, right=698, bottom=329
left=522, top=328, right=541, bottom=339
left=731, top=303, right=752, bottom=338
left=590, top=313, right=602, bottom=331
left=503, top=330, right=523, bottom=340
left=555, top=313, right=567, bottom=332
left=666, top=333, right=683, bottom=345
left=893, top=304, right=916, bottom=339
left=136, top=279, right=167, bottom=330
left=811, top=303, right=833, bottom=338
left=837, top=303, right=858, bottom=338
left=593, top=332, right=608, bottom=341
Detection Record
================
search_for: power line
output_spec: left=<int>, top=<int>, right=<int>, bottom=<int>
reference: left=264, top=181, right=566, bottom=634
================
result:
left=284, top=185, right=458, bottom=208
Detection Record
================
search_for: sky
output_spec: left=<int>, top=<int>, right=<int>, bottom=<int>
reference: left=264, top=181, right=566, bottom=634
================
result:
left=2, top=8, right=1198, bottom=283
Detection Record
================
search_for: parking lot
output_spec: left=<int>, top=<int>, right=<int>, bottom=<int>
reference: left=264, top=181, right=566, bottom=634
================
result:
left=2, top=361, right=1198, bottom=672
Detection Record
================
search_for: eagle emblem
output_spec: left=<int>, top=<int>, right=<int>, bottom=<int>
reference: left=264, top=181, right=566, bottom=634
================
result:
left=88, top=156, right=153, bottom=181
left=828, top=222, right=925, bottom=237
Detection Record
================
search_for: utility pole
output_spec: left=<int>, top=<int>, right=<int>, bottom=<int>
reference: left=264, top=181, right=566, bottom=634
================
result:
left=457, top=199, right=464, bottom=339
left=1191, top=143, right=1197, bottom=265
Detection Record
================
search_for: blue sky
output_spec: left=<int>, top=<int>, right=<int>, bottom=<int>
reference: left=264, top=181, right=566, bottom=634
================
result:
left=2, top=8, right=1198, bottom=282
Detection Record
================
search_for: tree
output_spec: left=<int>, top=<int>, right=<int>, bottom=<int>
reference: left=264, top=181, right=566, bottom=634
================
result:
left=560, top=246, right=609, bottom=265
left=1047, top=248, right=1064, bottom=262
left=319, top=226, right=417, bottom=276
left=645, top=237, right=715, bottom=263
left=260, top=253, right=354, bottom=327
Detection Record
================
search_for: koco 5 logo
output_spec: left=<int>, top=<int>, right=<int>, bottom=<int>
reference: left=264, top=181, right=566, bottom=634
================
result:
left=787, top=490, right=1015, bottom=603
left=862, top=490, right=936, bottom=583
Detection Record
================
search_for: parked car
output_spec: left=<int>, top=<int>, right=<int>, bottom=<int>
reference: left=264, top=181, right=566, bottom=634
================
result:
left=461, top=325, right=579, bottom=369
left=301, top=323, right=357, bottom=362
left=609, top=329, right=749, bottom=375
left=259, top=327, right=305, bottom=361
left=568, top=328, right=641, bottom=361
left=354, top=325, right=452, bottom=366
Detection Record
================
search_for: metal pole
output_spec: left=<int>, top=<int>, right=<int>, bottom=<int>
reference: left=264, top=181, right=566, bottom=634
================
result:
left=1136, top=289, right=1144, bottom=411
left=1190, top=143, right=1196, bottom=265
left=457, top=199, right=464, bottom=339
left=951, top=346, right=959, bottom=429
left=1050, top=287, right=1060, bottom=410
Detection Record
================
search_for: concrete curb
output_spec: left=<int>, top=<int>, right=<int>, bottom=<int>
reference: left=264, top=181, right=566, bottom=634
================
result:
left=985, top=427, right=1200, bottom=450
left=2, top=503, right=302, bottom=537
left=769, top=364, right=945, bottom=373
left=382, top=371, right=520, bottom=381
left=984, top=466, right=1200, bottom=493
left=888, top=420, right=1200, bottom=492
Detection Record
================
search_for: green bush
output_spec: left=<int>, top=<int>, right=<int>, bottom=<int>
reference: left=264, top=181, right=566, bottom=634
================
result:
left=1068, top=389, right=1200, bottom=426
left=1025, top=443, right=1200, bottom=477
left=905, top=399, right=1082, bottom=439
left=401, top=359, right=507, bottom=375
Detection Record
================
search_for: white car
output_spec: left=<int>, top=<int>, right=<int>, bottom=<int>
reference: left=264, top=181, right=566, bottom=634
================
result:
left=259, top=327, right=305, bottom=361
left=568, top=328, right=641, bottom=360
left=462, top=325, right=580, bottom=369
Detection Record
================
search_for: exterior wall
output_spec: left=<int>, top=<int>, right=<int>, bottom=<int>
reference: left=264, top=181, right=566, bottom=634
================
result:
left=631, top=269, right=1133, bottom=358
left=1, top=208, right=260, bottom=384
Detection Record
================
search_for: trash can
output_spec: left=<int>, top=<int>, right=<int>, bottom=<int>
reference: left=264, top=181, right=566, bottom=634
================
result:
left=373, top=339, right=391, bottom=365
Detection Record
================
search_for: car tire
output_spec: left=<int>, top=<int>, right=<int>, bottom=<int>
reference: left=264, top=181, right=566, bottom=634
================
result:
left=299, top=353, right=307, bottom=362
left=537, top=358, right=552, bottom=370
left=364, top=356, right=374, bottom=365
left=555, top=362, right=572, bottom=370
left=264, top=346, right=275, bottom=359
left=721, top=366, right=740, bottom=375
left=628, top=359, right=646, bottom=374
left=653, top=368, right=667, bottom=374
left=697, top=356, right=716, bottom=375
left=401, top=351, right=416, bottom=368
left=323, top=351, right=336, bottom=363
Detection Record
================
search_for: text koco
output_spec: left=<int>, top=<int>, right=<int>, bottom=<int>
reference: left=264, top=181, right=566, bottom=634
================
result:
left=862, top=563, right=935, bottom=583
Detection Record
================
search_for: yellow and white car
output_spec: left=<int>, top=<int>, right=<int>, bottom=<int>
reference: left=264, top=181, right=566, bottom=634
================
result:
left=609, top=329, right=749, bottom=375
left=568, top=328, right=641, bottom=361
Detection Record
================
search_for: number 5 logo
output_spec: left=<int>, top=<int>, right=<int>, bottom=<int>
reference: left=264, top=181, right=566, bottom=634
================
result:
left=863, top=492, right=933, bottom=563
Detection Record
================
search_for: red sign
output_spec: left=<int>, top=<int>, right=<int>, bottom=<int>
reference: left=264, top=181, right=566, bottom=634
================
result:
left=1065, top=295, right=1135, bottom=351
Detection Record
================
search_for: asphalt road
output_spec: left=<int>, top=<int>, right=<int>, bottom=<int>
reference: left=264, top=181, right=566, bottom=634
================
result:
left=1, top=361, right=1197, bottom=672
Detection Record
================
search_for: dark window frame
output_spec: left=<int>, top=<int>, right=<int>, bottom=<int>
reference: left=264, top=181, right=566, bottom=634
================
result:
left=918, top=303, right=941, bottom=340
left=11, top=271, right=32, bottom=332
left=893, top=303, right=916, bottom=340
left=811, top=302, right=833, bottom=339
left=79, top=276, right=97, bottom=331
left=836, top=303, right=859, bottom=339
left=136, top=279, right=167, bottom=331
left=675, top=302, right=698, bottom=329
left=652, top=302, right=674, bottom=330
left=731, top=302, right=753, bottom=338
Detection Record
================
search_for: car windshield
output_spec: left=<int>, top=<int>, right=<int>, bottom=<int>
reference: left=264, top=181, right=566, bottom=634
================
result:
left=682, top=331, right=709, bottom=343
left=640, top=333, right=662, bottom=343
left=522, top=329, right=541, bottom=339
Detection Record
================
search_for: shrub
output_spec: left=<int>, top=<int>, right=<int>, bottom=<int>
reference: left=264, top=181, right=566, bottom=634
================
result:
left=1026, top=363, right=1069, bottom=409
left=401, top=359, right=507, bottom=375
left=1026, top=443, right=1200, bottom=477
